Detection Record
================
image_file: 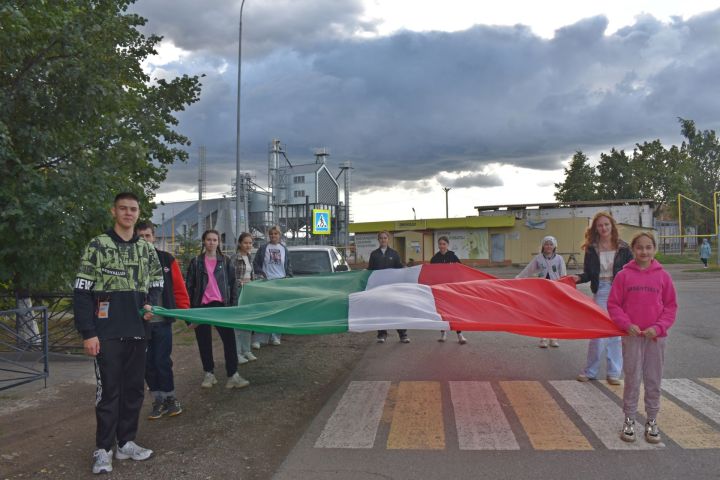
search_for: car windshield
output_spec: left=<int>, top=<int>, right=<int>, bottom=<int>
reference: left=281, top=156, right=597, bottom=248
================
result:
left=289, top=251, right=332, bottom=274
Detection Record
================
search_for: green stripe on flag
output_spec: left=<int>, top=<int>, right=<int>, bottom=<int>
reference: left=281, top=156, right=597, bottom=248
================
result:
left=153, top=270, right=372, bottom=335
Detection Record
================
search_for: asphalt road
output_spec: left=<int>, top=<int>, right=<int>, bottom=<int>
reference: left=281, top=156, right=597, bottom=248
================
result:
left=273, top=266, right=720, bottom=480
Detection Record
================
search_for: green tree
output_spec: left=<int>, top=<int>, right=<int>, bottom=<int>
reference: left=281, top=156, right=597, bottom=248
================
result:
left=679, top=118, right=720, bottom=234
left=596, top=148, right=635, bottom=200
left=631, top=140, right=690, bottom=217
left=554, top=151, right=598, bottom=202
left=0, top=1, right=202, bottom=295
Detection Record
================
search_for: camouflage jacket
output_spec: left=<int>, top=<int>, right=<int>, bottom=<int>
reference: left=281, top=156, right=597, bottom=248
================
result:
left=73, top=229, right=163, bottom=340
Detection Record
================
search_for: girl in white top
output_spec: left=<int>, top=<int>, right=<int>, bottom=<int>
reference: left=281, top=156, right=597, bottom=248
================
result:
left=516, top=236, right=567, bottom=348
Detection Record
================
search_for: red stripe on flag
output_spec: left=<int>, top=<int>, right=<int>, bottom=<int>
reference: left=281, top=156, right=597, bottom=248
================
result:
left=431, top=278, right=623, bottom=339
left=418, top=263, right=496, bottom=285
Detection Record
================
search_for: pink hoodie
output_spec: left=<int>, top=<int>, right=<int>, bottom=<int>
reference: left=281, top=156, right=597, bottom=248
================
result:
left=607, top=259, right=678, bottom=337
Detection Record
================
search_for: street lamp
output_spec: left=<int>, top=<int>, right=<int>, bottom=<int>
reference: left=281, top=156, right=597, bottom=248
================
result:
left=412, top=207, right=416, bottom=220
left=442, top=187, right=451, bottom=218
left=235, top=0, right=247, bottom=239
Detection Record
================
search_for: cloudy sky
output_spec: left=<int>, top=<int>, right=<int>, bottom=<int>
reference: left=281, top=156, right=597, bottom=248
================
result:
left=134, top=0, right=720, bottom=222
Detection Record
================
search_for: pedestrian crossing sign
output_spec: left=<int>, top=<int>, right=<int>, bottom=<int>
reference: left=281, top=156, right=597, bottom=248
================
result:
left=312, top=209, right=331, bottom=235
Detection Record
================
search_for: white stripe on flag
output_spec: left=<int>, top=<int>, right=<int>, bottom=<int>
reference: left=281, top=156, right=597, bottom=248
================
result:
left=365, top=265, right=422, bottom=290
left=348, top=283, right=450, bottom=332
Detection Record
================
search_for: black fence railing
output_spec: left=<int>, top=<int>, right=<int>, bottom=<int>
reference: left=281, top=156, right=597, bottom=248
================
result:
left=0, top=294, right=81, bottom=353
left=0, top=306, right=50, bottom=391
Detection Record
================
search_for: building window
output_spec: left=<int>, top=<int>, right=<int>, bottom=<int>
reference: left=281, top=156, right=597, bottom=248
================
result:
left=293, top=175, right=305, bottom=183
left=294, top=190, right=305, bottom=198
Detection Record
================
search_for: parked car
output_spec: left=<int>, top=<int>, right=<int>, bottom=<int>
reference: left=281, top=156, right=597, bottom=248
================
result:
left=287, top=245, right=350, bottom=276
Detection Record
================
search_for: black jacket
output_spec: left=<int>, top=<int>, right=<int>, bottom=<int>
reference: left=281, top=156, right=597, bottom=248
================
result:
left=430, top=250, right=461, bottom=264
left=368, top=247, right=403, bottom=270
left=185, top=253, right=237, bottom=307
left=577, top=241, right=633, bottom=293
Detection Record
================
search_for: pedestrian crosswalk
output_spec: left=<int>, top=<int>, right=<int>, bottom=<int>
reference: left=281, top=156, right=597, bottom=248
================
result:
left=314, top=378, right=720, bottom=451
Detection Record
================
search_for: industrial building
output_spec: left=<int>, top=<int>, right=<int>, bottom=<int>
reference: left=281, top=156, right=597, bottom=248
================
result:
left=151, top=139, right=351, bottom=252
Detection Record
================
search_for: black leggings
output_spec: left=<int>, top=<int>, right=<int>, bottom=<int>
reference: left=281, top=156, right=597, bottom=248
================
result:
left=193, top=302, right=238, bottom=377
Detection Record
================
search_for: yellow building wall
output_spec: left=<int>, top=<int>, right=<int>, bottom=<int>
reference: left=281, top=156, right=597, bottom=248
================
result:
left=503, top=217, right=589, bottom=269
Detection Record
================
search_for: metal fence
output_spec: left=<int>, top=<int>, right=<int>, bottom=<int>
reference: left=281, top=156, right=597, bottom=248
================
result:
left=0, top=306, right=49, bottom=391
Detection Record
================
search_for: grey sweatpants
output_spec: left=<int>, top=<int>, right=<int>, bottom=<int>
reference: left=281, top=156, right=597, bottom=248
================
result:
left=622, top=335, right=666, bottom=420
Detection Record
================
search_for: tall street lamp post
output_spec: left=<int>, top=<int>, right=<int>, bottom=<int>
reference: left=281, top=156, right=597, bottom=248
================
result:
left=443, top=187, right=451, bottom=218
left=235, top=0, right=247, bottom=238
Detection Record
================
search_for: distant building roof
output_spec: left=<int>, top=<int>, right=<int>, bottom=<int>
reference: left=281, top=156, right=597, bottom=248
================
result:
left=475, top=199, right=655, bottom=212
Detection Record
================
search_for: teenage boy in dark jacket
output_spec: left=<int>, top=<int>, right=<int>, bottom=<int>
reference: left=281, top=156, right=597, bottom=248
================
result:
left=368, top=230, right=409, bottom=344
left=136, top=221, right=190, bottom=420
left=74, top=193, right=163, bottom=474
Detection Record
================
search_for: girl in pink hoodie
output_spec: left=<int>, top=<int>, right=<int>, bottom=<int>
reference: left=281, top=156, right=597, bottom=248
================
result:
left=607, top=232, right=677, bottom=445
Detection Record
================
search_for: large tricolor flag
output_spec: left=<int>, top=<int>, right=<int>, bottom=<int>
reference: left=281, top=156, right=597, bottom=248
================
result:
left=152, top=264, right=623, bottom=339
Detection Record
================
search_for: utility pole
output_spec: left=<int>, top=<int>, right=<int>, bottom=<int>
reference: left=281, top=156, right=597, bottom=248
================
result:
left=235, top=0, right=247, bottom=238
left=443, top=187, right=451, bottom=218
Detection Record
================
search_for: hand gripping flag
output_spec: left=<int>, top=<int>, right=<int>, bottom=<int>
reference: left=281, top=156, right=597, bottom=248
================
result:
left=152, top=264, right=623, bottom=338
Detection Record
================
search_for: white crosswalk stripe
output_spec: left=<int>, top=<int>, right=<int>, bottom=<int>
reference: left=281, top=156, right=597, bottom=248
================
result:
left=550, top=380, right=664, bottom=449
left=314, top=380, right=391, bottom=448
left=449, top=381, right=519, bottom=450
left=662, top=379, right=720, bottom=425
left=315, top=378, right=720, bottom=451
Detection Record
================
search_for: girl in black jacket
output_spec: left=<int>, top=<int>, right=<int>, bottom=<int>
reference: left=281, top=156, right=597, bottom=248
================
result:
left=186, top=230, right=248, bottom=390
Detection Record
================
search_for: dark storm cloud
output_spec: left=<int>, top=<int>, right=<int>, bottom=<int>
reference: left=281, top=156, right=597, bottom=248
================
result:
left=139, top=3, right=720, bottom=195
left=132, top=0, right=376, bottom=58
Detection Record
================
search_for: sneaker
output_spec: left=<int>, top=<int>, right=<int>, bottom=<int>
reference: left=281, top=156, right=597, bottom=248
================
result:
left=539, top=338, right=549, bottom=348
left=399, top=335, right=411, bottom=344
left=645, top=419, right=661, bottom=444
left=607, top=376, right=621, bottom=386
left=377, top=334, right=387, bottom=344
left=270, top=337, right=281, bottom=346
left=92, top=449, right=113, bottom=474
left=576, top=373, right=594, bottom=382
left=457, top=333, right=467, bottom=345
left=244, top=351, right=257, bottom=362
left=237, top=354, right=249, bottom=365
left=620, top=417, right=636, bottom=442
left=438, top=331, right=447, bottom=342
left=251, top=341, right=261, bottom=350
left=115, top=441, right=153, bottom=461
left=549, top=339, right=560, bottom=348
left=147, top=399, right=167, bottom=420
left=163, top=396, right=183, bottom=417
left=201, top=372, right=217, bottom=388
left=226, top=372, right=250, bottom=389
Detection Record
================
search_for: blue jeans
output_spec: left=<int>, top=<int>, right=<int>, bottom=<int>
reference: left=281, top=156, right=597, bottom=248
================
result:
left=145, top=322, right=175, bottom=397
left=582, top=281, right=623, bottom=379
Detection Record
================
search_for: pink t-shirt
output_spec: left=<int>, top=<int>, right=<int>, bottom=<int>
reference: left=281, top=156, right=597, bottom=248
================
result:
left=201, top=256, right=223, bottom=305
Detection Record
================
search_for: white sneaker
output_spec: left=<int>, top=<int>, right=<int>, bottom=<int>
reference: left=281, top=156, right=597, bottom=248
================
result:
left=226, top=372, right=250, bottom=389
left=115, top=441, right=153, bottom=461
left=271, top=338, right=281, bottom=346
left=201, top=372, right=217, bottom=388
left=237, top=355, right=249, bottom=365
left=549, top=339, right=560, bottom=348
left=92, top=449, right=112, bottom=474
left=457, top=333, right=467, bottom=344
left=244, top=351, right=257, bottom=362
left=539, top=338, right=549, bottom=348
left=251, top=341, right=261, bottom=350
left=438, top=331, right=447, bottom=342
